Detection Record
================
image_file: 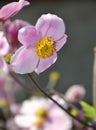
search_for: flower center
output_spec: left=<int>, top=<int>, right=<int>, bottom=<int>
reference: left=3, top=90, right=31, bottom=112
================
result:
left=34, top=108, right=48, bottom=128
left=35, top=108, right=48, bottom=118
left=33, top=117, right=46, bottom=128
left=36, top=37, right=55, bottom=58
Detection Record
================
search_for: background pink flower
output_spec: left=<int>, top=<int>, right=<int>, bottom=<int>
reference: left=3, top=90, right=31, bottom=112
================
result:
left=14, top=96, right=72, bottom=130
left=0, top=31, right=10, bottom=56
left=0, top=0, right=29, bottom=21
left=4, top=19, right=30, bottom=51
left=65, top=84, right=86, bottom=103
left=11, top=13, right=67, bottom=74
left=0, top=31, right=10, bottom=72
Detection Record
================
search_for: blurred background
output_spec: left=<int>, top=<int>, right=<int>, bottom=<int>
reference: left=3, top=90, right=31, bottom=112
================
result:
left=0, top=0, right=96, bottom=103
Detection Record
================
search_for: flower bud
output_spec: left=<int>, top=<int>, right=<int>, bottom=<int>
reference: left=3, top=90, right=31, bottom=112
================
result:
left=4, top=19, right=30, bottom=51
left=65, top=84, right=86, bottom=103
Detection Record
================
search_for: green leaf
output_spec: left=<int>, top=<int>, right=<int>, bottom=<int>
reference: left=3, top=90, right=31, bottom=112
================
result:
left=80, top=101, right=96, bottom=118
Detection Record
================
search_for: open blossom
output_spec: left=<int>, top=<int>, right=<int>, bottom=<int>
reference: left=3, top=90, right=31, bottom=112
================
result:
left=0, top=0, right=29, bottom=22
left=14, top=96, right=72, bottom=130
left=11, top=13, right=67, bottom=74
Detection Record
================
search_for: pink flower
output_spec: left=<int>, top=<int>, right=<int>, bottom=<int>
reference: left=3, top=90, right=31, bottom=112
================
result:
left=4, top=19, right=30, bottom=51
left=65, top=84, right=86, bottom=103
left=0, top=0, right=29, bottom=22
left=11, top=13, right=67, bottom=74
left=14, top=96, right=72, bottom=130
left=0, top=19, right=29, bottom=71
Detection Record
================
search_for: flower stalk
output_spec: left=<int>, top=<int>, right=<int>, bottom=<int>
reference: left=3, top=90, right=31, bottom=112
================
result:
left=28, top=73, right=95, bottom=129
left=93, top=47, right=96, bottom=118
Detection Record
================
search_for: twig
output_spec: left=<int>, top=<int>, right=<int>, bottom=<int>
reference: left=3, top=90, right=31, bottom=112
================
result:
left=93, top=47, right=96, bottom=118
left=28, top=73, right=95, bottom=129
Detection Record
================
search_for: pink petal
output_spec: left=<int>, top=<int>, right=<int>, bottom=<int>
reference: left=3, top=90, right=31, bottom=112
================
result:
left=18, top=26, right=39, bottom=47
left=45, top=108, right=72, bottom=130
left=0, top=32, right=10, bottom=56
left=7, top=19, right=30, bottom=50
left=36, top=13, right=65, bottom=41
left=10, top=46, right=39, bottom=74
left=0, top=0, right=29, bottom=21
left=35, top=52, right=57, bottom=74
left=0, top=57, right=8, bottom=72
left=14, top=115, right=36, bottom=128
left=0, top=31, right=10, bottom=56
left=55, top=34, right=67, bottom=52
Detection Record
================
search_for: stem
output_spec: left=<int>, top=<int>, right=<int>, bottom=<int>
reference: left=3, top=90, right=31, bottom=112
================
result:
left=93, top=47, right=96, bottom=117
left=47, top=88, right=80, bottom=111
left=28, top=73, right=95, bottom=129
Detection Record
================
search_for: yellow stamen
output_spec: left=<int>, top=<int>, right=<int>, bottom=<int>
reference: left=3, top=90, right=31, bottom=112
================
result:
left=70, top=108, right=78, bottom=117
left=34, top=108, right=48, bottom=128
left=33, top=117, right=45, bottom=128
left=35, top=108, right=48, bottom=118
left=4, top=53, right=13, bottom=64
left=36, top=37, right=55, bottom=58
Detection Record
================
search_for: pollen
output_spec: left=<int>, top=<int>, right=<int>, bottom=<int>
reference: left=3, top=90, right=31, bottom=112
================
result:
left=36, top=37, right=55, bottom=58
left=35, top=108, right=48, bottom=118
left=33, top=117, right=45, bottom=128
left=34, top=108, right=48, bottom=128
